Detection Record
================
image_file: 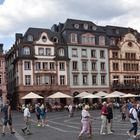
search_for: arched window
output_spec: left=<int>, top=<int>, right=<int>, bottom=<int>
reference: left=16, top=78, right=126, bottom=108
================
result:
left=53, top=36, right=58, bottom=43
left=27, top=35, right=33, bottom=42
left=81, top=33, right=95, bottom=45
left=58, top=48, right=65, bottom=56
left=23, top=47, right=30, bottom=55
left=99, top=35, right=105, bottom=46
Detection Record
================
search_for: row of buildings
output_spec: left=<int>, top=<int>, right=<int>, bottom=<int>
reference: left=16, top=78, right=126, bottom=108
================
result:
left=1, top=18, right=140, bottom=108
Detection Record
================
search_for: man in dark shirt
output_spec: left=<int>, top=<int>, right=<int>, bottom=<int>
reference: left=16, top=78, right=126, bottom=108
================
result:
left=2, top=100, right=15, bottom=136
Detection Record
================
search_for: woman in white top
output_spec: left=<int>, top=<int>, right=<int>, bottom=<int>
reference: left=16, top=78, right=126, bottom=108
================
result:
left=78, top=105, right=91, bottom=139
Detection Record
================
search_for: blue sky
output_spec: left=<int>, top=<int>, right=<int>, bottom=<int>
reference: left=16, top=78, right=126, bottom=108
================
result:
left=1, top=0, right=140, bottom=51
left=0, top=0, right=4, bottom=4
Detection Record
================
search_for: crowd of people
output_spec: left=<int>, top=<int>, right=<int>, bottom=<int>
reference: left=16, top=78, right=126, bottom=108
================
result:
left=1, top=99, right=140, bottom=139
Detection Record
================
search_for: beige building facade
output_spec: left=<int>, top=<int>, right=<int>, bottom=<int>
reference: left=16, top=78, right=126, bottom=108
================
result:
left=0, top=44, right=7, bottom=105
left=109, top=31, right=140, bottom=94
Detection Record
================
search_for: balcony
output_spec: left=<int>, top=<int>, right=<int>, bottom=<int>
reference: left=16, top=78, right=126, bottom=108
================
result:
left=111, top=83, right=140, bottom=90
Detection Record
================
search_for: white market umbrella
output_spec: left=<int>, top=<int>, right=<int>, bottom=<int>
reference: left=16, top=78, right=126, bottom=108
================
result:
left=82, top=94, right=101, bottom=99
left=104, top=94, right=119, bottom=98
left=110, top=91, right=126, bottom=97
left=75, top=91, right=92, bottom=98
left=21, top=92, right=43, bottom=99
left=47, top=92, right=72, bottom=99
left=94, top=91, right=108, bottom=97
left=120, top=93, right=138, bottom=98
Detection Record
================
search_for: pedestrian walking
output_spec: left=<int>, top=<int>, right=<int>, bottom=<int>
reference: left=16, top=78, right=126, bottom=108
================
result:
left=1, top=100, right=15, bottom=136
left=127, top=102, right=138, bottom=138
left=35, top=103, right=41, bottom=127
left=107, top=102, right=113, bottom=134
left=121, top=102, right=127, bottom=121
left=21, top=104, right=32, bottom=135
left=100, top=101, right=108, bottom=135
left=68, top=103, right=74, bottom=118
left=78, top=105, right=91, bottom=139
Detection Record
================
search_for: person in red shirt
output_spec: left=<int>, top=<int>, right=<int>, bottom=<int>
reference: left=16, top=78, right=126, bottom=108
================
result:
left=100, top=101, right=108, bottom=135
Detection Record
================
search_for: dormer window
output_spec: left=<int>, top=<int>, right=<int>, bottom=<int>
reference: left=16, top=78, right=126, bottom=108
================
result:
left=53, top=36, right=58, bottom=43
left=99, top=36, right=105, bottom=46
left=70, top=33, right=78, bottom=43
left=42, top=36, right=47, bottom=42
left=81, top=33, right=95, bottom=45
left=110, top=38, right=115, bottom=46
left=23, top=46, right=30, bottom=55
left=58, top=48, right=65, bottom=56
left=92, top=25, right=97, bottom=31
left=74, top=24, right=79, bottom=29
left=83, top=23, right=88, bottom=30
left=27, top=35, right=33, bottom=42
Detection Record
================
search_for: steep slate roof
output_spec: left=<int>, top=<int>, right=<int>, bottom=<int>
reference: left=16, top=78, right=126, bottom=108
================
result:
left=23, top=27, right=62, bottom=43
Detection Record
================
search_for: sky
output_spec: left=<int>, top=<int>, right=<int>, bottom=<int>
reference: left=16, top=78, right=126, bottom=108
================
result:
left=0, top=0, right=140, bottom=51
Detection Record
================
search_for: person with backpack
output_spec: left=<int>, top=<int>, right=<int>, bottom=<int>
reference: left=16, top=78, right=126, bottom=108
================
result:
left=1, top=100, right=15, bottom=136
left=127, top=102, right=139, bottom=138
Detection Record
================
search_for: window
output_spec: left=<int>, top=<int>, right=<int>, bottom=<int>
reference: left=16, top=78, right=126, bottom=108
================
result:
left=101, top=75, right=106, bottom=85
left=100, top=50, right=105, bottom=58
left=42, top=36, right=47, bottom=42
left=74, top=24, right=79, bottom=29
left=36, top=62, right=41, bottom=70
left=27, top=35, right=33, bottom=41
left=72, top=48, right=78, bottom=57
left=73, top=75, right=79, bottom=85
left=25, top=75, right=31, bottom=85
left=44, top=75, right=49, bottom=85
left=91, top=50, right=96, bottom=58
left=45, top=48, right=51, bottom=56
left=59, top=62, right=65, bottom=70
left=112, top=52, right=118, bottom=58
left=81, top=34, right=95, bottom=45
left=23, top=47, right=30, bottom=55
left=99, top=36, right=105, bottom=46
left=51, top=75, right=55, bottom=85
left=58, top=48, right=65, bottom=56
left=53, top=37, right=58, bottom=43
left=50, top=62, right=55, bottom=70
left=83, top=23, right=88, bottom=30
left=24, top=61, right=31, bottom=70
left=36, top=75, right=41, bottom=85
left=0, top=75, right=1, bottom=84
left=92, top=75, right=97, bottom=85
left=70, top=33, right=78, bottom=43
left=43, top=62, right=48, bottom=70
left=38, top=48, right=44, bottom=55
left=113, top=63, right=119, bottom=71
left=83, top=75, right=88, bottom=85
left=123, top=63, right=139, bottom=71
left=60, top=75, right=65, bottom=85
left=113, top=75, right=119, bottom=84
left=110, top=38, right=115, bottom=46
left=81, top=49, right=87, bottom=57
left=125, top=53, right=136, bottom=59
left=100, top=62, right=105, bottom=71
left=72, top=61, right=78, bottom=70
left=91, top=61, right=96, bottom=71
left=82, top=61, right=87, bottom=71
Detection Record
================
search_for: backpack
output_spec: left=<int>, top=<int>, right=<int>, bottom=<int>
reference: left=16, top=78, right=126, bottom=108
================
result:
left=128, top=109, right=135, bottom=120
left=137, top=106, right=140, bottom=121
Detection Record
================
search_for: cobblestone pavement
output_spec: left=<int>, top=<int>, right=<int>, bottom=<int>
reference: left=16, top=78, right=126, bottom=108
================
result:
left=0, top=109, right=139, bottom=140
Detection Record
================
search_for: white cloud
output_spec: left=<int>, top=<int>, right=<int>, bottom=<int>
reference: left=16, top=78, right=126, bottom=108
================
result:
left=0, top=0, right=140, bottom=49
